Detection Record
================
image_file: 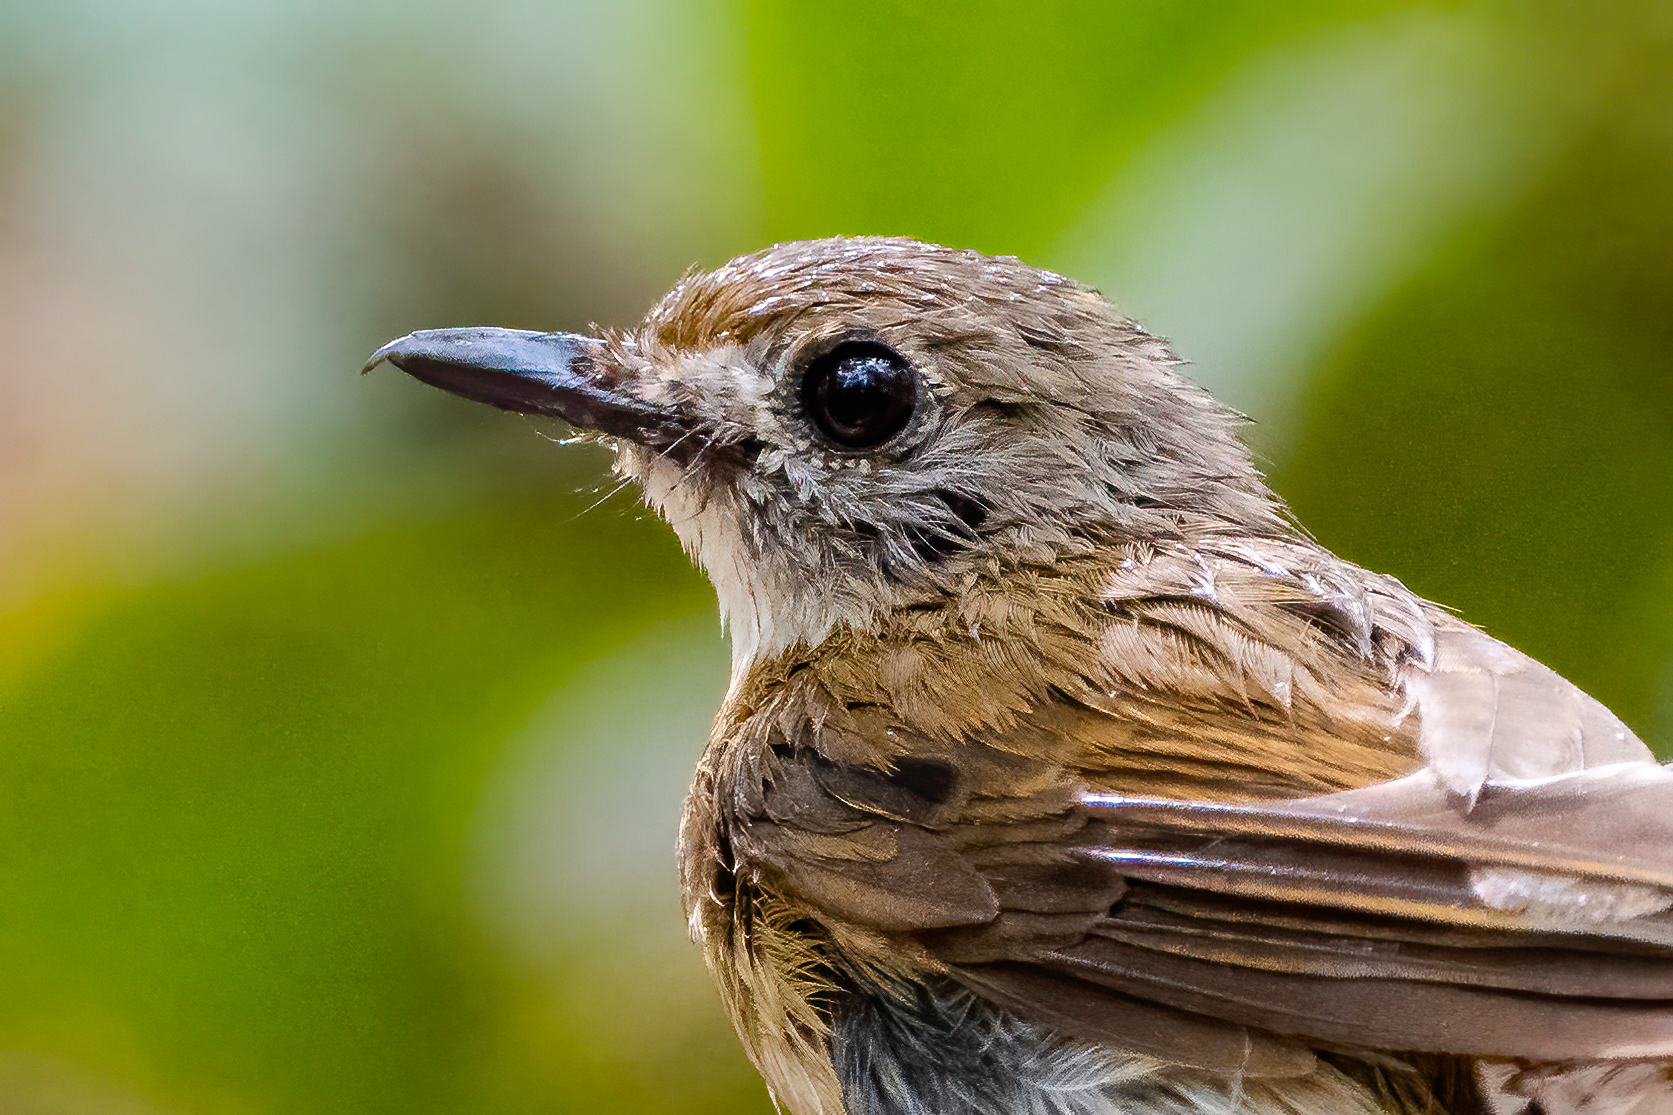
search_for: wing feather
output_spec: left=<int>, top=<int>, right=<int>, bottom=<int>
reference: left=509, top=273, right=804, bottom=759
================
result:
left=1037, top=933, right=1673, bottom=1060
left=958, top=763, right=1673, bottom=1060
left=1408, top=624, right=1651, bottom=796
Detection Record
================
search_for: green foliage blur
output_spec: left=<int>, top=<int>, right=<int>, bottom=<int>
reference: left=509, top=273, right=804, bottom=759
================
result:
left=0, top=1, right=1668, bottom=1112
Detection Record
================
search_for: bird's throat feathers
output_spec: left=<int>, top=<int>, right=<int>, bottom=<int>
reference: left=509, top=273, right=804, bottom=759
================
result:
left=631, top=445, right=848, bottom=673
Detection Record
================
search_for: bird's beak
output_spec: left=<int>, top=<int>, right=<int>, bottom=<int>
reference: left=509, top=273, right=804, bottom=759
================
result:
left=363, top=327, right=691, bottom=450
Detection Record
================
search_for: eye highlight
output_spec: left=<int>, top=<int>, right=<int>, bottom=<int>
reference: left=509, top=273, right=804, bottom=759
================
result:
left=800, top=341, right=917, bottom=449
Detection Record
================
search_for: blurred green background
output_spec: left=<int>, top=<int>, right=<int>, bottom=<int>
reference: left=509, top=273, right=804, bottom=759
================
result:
left=0, top=1, right=1669, bottom=1111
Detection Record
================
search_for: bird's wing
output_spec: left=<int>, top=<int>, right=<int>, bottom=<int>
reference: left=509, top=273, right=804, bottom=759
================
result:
left=949, top=591, right=1672, bottom=1072
left=738, top=745, right=1673, bottom=1075
left=953, top=761, right=1673, bottom=1067
left=1406, top=620, right=1653, bottom=795
left=1080, top=537, right=1655, bottom=800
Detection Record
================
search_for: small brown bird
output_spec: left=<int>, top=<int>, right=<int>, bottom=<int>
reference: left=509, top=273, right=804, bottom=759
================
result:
left=367, top=238, right=1673, bottom=1115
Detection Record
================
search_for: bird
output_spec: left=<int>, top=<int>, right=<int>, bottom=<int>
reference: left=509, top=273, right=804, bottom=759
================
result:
left=366, top=237, right=1673, bottom=1115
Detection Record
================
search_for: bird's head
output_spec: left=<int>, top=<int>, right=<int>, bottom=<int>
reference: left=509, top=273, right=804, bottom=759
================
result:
left=367, top=237, right=1287, bottom=669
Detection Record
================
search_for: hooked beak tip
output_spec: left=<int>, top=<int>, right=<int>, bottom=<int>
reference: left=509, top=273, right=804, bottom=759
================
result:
left=361, top=335, right=411, bottom=376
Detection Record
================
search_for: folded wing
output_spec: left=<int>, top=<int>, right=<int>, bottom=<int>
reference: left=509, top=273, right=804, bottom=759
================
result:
left=942, top=763, right=1673, bottom=1067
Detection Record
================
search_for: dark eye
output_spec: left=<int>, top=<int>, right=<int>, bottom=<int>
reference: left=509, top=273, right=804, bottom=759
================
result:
left=800, top=341, right=917, bottom=449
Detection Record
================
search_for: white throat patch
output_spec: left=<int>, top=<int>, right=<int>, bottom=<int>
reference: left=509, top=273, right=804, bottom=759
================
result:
left=631, top=453, right=855, bottom=681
